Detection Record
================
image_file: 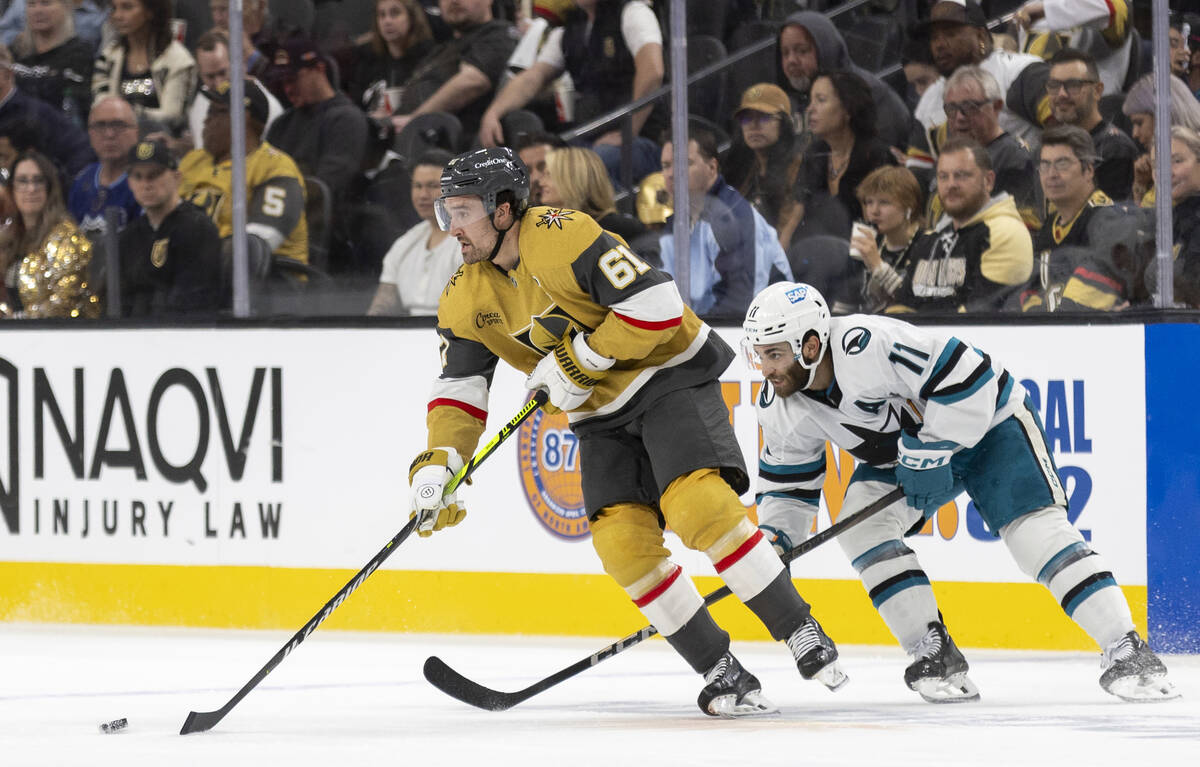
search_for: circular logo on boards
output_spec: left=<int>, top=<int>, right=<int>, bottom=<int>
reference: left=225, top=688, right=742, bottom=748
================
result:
left=518, top=401, right=590, bottom=539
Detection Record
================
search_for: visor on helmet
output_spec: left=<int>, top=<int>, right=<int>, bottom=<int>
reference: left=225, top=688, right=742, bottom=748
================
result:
left=434, top=194, right=491, bottom=232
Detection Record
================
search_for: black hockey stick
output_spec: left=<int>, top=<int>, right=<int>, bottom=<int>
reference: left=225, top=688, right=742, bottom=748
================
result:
left=180, top=390, right=549, bottom=734
left=423, top=486, right=906, bottom=711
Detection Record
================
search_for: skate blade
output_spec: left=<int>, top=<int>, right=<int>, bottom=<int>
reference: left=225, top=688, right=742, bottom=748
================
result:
left=705, top=691, right=780, bottom=718
left=912, top=671, right=981, bottom=703
left=1107, top=673, right=1182, bottom=703
left=813, top=661, right=849, bottom=692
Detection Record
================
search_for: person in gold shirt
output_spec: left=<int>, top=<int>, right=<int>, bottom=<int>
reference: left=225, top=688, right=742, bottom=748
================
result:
left=408, top=147, right=846, bottom=718
left=179, top=80, right=308, bottom=272
left=1, top=149, right=99, bottom=318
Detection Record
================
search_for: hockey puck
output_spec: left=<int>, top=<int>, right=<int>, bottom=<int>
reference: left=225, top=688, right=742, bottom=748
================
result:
left=99, top=718, right=128, bottom=734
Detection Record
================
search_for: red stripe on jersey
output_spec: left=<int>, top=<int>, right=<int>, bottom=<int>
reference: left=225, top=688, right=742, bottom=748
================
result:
left=714, top=529, right=765, bottom=574
left=633, top=565, right=682, bottom=608
left=1075, top=266, right=1123, bottom=292
left=1104, top=0, right=1116, bottom=24
left=428, top=398, right=487, bottom=421
left=615, top=311, right=682, bottom=331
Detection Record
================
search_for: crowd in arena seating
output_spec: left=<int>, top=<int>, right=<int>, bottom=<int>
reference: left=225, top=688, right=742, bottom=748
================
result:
left=0, top=0, right=1198, bottom=319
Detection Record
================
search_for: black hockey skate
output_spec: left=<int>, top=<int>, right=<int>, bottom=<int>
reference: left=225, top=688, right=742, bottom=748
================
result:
left=1100, top=631, right=1180, bottom=702
left=904, top=621, right=980, bottom=703
left=697, top=652, right=778, bottom=718
left=786, top=616, right=848, bottom=691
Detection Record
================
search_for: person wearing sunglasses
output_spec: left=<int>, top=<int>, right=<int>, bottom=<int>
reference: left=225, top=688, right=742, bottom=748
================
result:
left=722, top=83, right=805, bottom=248
left=1044, top=48, right=1136, bottom=202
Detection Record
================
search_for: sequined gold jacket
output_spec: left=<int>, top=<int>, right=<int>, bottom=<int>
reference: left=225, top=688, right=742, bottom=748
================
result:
left=18, top=220, right=101, bottom=318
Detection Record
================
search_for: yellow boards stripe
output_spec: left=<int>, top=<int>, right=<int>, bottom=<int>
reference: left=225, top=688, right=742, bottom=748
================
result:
left=0, top=562, right=1145, bottom=651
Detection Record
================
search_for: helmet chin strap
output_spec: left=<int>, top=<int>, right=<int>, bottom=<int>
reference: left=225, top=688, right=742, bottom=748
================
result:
left=793, top=340, right=827, bottom=390
left=486, top=210, right=516, bottom=263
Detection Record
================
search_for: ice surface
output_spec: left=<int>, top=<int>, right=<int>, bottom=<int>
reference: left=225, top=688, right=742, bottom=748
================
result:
left=2, top=623, right=1197, bottom=767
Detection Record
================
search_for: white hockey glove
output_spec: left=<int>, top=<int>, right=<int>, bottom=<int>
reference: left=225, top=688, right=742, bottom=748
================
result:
left=408, top=447, right=467, bottom=537
left=525, top=332, right=614, bottom=414
left=756, top=496, right=817, bottom=558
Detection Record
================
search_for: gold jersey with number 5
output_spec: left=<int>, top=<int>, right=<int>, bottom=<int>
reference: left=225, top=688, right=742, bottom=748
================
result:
left=179, top=141, right=309, bottom=263
left=428, top=206, right=734, bottom=457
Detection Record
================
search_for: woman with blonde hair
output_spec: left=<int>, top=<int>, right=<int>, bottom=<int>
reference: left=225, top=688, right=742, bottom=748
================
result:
left=852, top=165, right=929, bottom=313
left=349, top=0, right=435, bottom=116
left=541, top=146, right=645, bottom=242
left=1122, top=73, right=1200, bottom=206
left=12, top=0, right=93, bottom=126
left=0, top=150, right=99, bottom=318
left=1144, top=125, right=1200, bottom=308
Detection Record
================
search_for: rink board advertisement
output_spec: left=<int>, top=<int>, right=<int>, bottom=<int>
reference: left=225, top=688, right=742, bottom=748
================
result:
left=0, top=324, right=1170, bottom=650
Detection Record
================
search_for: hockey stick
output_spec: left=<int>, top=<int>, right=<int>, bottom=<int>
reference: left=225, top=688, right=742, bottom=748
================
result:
left=180, top=390, right=549, bottom=734
left=423, top=486, right=906, bottom=711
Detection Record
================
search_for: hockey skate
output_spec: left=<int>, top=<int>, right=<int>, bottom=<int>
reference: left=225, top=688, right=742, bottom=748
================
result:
left=1100, top=631, right=1181, bottom=702
left=904, top=621, right=980, bottom=703
left=697, top=652, right=778, bottom=718
left=786, top=616, right=848, bottom=691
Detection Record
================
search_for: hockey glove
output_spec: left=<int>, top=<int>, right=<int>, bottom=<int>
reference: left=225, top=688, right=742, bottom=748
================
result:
left=896, top=433, right=957, bottom=515
left=755, top=495, right=817, bottom=558
left=525, top=332, right=614, bottom=414
left=759, top=525, right=795, bottom=558
left=408, top=447, right=467, bottom=537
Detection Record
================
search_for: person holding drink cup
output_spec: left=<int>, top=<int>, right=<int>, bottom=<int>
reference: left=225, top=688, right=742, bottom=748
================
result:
left=851, top=166, right=930, bottom=313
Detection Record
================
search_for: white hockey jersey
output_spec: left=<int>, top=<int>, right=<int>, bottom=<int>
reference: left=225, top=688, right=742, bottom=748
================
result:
left=754, top=315, right=1021, bottom=511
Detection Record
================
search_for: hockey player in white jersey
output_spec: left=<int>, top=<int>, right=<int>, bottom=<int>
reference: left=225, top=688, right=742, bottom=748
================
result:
left=742, top=282, right=1179, bottom=703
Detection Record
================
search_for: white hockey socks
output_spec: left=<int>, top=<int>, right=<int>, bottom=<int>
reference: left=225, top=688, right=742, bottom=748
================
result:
left=1001, top=507, right=1134, bottom=649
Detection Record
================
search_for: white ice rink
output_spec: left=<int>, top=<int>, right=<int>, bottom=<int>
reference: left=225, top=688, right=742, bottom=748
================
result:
left=2, top=623, right=1197, bottom=767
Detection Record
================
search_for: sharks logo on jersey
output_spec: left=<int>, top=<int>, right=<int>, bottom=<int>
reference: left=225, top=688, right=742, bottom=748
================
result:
left=842, top=327, right=872, bottom=355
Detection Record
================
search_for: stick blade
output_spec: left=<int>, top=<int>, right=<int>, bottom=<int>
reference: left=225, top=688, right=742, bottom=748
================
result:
left=179, top=709, right=224, bottom=735
left=423, top=656, right=521, bottom=712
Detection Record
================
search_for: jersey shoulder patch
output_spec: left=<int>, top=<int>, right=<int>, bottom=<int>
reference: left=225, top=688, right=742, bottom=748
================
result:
left=839, top=325, right=873, bottom=356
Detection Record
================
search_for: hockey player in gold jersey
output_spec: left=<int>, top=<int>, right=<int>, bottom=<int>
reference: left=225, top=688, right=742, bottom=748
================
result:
left=179, top=80, right=308, bottom=267
left=407, top=147, right=846, bottom=717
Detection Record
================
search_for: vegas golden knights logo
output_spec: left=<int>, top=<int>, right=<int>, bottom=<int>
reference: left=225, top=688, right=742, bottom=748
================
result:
left=151, top=239, right=169, bottom=268
left=511, top=304, right=588, bottom=354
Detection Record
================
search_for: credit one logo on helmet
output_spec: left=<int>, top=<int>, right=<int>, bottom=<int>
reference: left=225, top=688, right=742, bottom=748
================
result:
left=785, top=286, right=808, bottom=303
left=517, top=401, right=589, bottom=539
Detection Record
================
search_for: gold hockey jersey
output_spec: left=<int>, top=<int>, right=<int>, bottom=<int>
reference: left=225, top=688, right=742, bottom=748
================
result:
left=428, top=206, right=733, bottom=457
left=179, top=141, right=309, bottom=263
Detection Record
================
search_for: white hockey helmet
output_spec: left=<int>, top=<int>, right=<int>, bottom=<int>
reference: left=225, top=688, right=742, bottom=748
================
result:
left=742, top=282, right=831, bottom=385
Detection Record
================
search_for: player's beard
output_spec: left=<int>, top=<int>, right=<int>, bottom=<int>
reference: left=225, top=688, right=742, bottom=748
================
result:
left=458, top=227, right=500, bottom=265
left=766, top=359, right=809, bottom=398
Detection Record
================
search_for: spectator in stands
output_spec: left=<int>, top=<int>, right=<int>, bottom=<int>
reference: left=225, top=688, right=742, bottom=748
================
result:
left=0, top=42, right=94, bottom=177
left=68, top=96, right=140, bottom=276
left=478, top=0, right=663, bottom=185
left=209, top=0, right=271, bottom=80
left=1, top=1, right=107, bottom=54
left=934, top=66, right=1039, bottom=229
left=793, top=70, right=895, bottom=242
left=1045, top=48, right=1136, bottom=201
left=187, top=28, right=283, bottom=151
left=347, top=0, right=435, bottom=116
left=658, top=128, right=792, bottom=319
left=367, top=148, right=459, bottom=316
left=1013, top=0, right=1138, bottom=100
left=1021, top=125, right=1125, bottom=312
left=1186, top=17, right=1200, bottom=99
left=775, top=10, right=911, bottom=151
left=513, top=130, right=567, bottom=206
left=390, top=0, right=518, bottom=138
left=541, top=145, right=645, bottom=243
left=11, top=0, right=94, bottom=127
left=92, top=0, right=196, bottom=135
left=889, top=137, right=1032, bottom=313
left=722, top=83, right=804, bottom=248
left=1145, top=126, right=1200, bottom=309
left=1169, top=15, right=1190, bottom=81
left=907, top=0, right=1047, bottom=174
left=1122, top=73, right=1200, bottom=207
left=0, top=148, right=100, bottom=317
left=180, top=80, right=308, bottom=268
left=119, top=138, right=223, bottom=316
left=265, top=36, right=368, bottom=203
left=851, top=165, right=932, bottom=313
left=902, top=36, right=940, bottom=109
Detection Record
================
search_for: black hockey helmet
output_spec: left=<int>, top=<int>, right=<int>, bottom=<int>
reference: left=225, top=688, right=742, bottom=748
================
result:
left=435, top=147, right=530, bottom=231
